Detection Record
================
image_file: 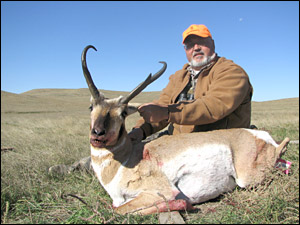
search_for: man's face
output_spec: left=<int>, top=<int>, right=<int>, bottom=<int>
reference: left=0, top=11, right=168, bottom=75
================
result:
left=184, top=35, right=215, bottom=69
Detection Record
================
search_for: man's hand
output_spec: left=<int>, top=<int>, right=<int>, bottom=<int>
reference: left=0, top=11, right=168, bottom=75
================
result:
left=138, top=103, right=169, bottom=123
left=128, top=128, right=144, bottom=144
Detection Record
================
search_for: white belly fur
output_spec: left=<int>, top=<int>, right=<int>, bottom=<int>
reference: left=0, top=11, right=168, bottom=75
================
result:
left=161, top=143, right=237, bottom=204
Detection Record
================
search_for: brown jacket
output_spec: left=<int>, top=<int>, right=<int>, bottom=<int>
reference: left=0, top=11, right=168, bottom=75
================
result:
left=135, top=56, right=253, bottom=136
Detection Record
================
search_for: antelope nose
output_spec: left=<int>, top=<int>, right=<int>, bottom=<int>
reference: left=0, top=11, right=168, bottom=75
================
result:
left=92, top=128, right=106, bottom=136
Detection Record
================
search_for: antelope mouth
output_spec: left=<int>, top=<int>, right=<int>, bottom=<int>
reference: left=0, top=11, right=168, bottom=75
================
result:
left=90, top=137, right=108, bottom=148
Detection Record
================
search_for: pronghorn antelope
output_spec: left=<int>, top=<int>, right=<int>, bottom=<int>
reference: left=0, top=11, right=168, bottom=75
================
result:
left=82, top=45, right=290, bottom=215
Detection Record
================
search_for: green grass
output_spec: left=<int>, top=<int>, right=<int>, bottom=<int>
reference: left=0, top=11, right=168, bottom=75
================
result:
left=1, top=89, right=299, bottom=224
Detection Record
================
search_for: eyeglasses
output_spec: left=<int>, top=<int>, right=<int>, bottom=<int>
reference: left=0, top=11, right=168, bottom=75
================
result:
left=183, top=42, right=203, bottom=50
left=184, top=43, right=196, bottom=50
left=183, top=39, right=210, bottom=50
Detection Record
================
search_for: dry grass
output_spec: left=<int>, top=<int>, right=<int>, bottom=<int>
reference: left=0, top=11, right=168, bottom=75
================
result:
left=1, top=89, right=299, bottom=224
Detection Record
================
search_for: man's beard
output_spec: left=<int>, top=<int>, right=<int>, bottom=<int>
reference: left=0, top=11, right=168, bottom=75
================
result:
left=190, top=53, right=216, bottom=68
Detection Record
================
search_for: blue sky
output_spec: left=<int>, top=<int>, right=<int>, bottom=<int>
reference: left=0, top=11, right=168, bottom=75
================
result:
left=1, top=1, right=299, bottom=101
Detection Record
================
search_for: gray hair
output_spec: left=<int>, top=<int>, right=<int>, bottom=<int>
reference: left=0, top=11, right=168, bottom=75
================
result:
left=189, top=53, right=216, bottom=68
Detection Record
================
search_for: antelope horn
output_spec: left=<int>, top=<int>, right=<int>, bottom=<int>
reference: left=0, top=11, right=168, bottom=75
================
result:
left=81, top=45, right=100, bottom=100
left=121, top=61, right=167, bottom=104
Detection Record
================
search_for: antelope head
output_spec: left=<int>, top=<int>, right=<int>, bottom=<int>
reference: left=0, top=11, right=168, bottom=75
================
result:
left=81, top=45, right=167, bottom=149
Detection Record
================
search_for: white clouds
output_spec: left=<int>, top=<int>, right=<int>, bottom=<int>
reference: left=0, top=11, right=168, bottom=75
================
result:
left=239, top=18, right=243, bottom=22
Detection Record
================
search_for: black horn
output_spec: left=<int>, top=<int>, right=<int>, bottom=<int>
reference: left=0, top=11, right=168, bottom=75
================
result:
left=121, top=61, right=167, bottom=104
left=81, top=45, right=100, bottom=100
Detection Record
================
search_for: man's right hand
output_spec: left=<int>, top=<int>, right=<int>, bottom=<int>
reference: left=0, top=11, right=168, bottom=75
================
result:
left=138, top=103, right=169, bottom=123
left=128, top=128, right=144, bottom=144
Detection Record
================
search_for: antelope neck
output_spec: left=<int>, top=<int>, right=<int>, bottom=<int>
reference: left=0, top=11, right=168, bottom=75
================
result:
left=110, top=130, right=133, bottom=164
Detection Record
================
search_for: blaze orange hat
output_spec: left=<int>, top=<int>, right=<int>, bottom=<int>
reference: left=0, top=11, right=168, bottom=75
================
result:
left=182, top=24, right=212, bottom=43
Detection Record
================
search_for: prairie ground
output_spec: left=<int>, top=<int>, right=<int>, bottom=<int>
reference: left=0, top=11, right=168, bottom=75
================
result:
left=1, top=89, right=299, bottom=224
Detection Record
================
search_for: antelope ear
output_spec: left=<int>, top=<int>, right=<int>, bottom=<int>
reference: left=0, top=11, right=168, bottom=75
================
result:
left=126, top=103, right=141, bottom=115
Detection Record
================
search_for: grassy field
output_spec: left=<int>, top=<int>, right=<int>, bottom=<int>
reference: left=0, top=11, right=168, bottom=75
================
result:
left=1, top=89, right=299, bottom=224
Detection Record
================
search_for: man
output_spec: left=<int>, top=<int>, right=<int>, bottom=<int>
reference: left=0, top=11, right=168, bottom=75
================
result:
left=48, top=24, right=253, bottom=174
left=129, top=24, right=253, bottom=143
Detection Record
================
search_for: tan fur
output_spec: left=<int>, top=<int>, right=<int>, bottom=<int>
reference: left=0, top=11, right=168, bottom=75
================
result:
left=228, top=130, right=289, bottom=187
left=144, top=131, right=231, bottom=163
left=101, top=157, right=121, bottom=185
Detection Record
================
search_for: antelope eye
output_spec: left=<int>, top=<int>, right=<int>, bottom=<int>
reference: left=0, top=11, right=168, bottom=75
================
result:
left=89, top=105, right=93, bottom=111
left=121, top=110, right=128, bottom=118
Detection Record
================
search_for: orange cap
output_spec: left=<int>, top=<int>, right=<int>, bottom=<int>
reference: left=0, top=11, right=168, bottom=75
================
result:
left=182, top=24, right=212, bottom=43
